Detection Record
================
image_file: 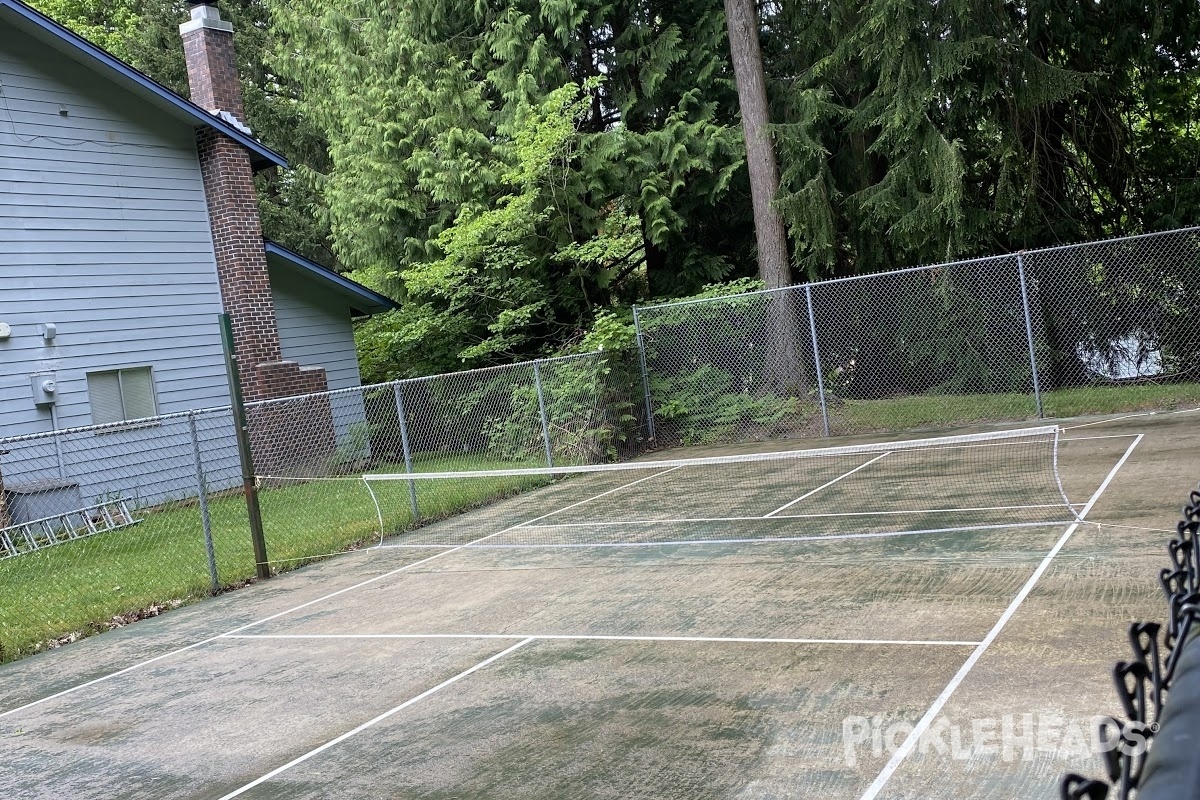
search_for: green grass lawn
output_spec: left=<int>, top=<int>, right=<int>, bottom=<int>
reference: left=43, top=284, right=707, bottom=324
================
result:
left=839, top=382, right=1200, bottom=432
left=0, top=454, right=547, bottom=664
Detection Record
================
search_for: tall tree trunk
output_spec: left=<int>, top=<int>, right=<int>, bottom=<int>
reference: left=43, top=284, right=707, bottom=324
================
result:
left=724, top=0, right=809, bottom=402
left=723, top=0, right=790, bottom=288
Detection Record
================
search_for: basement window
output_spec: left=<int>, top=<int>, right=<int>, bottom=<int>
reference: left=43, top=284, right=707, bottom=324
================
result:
left=87, top=367, right=158, bottom=426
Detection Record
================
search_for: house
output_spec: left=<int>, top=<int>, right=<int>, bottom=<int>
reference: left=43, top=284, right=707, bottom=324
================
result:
left=0, top=0, right=396, bottom=525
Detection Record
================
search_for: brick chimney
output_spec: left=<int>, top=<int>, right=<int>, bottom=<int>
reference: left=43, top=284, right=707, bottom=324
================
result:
left=179, top=2, right=328, bottom=403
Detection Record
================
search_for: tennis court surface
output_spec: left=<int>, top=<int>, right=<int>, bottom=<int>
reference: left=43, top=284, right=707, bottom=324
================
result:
left=1, top=413, right=1195, bottom=799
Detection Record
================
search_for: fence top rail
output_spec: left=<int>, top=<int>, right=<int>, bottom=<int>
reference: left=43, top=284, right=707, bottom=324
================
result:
left=0, top=405, right=234, bottom=447
left=635, top=224, right=1200, bottom=314
left=635, top=254, right=1020, bottom=313
left=1018, top=223, right=1200, bottom=258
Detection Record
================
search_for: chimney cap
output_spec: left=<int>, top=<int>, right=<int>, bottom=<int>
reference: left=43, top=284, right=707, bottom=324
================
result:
left=180, top=1, right=233, bottom=33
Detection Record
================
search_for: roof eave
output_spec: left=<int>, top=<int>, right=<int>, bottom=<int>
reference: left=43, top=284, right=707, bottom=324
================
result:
left=0, top=0, right=288, bottom=171
left=264, top=242, right=399, bottom=317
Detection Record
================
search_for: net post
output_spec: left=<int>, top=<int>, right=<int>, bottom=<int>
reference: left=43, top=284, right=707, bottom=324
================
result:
left=392, top=382, right=420, bottom=521
left=187, top=410, right=219, bottom=594
left=1016, top=253, right=1045, bottom=419
left=218, top=313, right=270, bottom=580
left=632, top=305, right=657, bottom=441
left=533, top=361, right=554, bottom=469
left=805, top=284, right=831, bottom=437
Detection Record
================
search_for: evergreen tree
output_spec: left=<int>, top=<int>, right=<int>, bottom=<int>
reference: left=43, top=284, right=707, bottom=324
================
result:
left=766, top=0, right=1200, bottom=279
left=269, top=0, right=757, bottom=374
left=723, top=0, right=790, bottom=288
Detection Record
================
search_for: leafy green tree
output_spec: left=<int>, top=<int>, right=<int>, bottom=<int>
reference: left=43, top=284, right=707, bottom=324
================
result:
left=353, top=81, right=645, bottom=380
left=268, top=0, right=756, bottom=333
left=31, top=0, right=140, bottom=55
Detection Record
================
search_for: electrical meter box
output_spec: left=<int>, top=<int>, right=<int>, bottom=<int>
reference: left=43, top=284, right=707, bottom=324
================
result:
left=31, top=372, right=57, bottom=406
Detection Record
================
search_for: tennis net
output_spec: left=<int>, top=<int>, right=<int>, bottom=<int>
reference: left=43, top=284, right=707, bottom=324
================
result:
left=348, top=426, right=1078, bottom=548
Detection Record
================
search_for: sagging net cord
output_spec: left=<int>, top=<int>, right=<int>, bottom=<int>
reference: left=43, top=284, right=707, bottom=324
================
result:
left=228, top=476, right=388, bottom=566
left=1061, top=486, right=1200, bottom=800
left=259, top=425, right=1062, bottom=486
left=256, top=425, right=1077, bottom=548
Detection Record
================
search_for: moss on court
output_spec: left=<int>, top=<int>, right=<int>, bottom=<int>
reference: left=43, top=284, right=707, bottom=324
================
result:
left=3, top=414, right=1199, bottom=798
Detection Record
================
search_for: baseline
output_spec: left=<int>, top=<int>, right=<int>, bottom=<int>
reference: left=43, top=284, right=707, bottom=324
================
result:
left=222, top=633, right=983, bottom=646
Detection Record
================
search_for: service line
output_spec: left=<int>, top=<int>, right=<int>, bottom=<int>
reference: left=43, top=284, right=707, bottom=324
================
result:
left=223, top=633, right=983, bottom=647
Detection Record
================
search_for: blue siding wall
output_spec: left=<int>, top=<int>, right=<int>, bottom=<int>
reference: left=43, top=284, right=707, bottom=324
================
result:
left=0, top=26, right=230, bottom=511
left=268, top=268, right=368, bottom=444
left=269, top=268, right=363, bottom=392
left=0, top=27, right=228, bottom=433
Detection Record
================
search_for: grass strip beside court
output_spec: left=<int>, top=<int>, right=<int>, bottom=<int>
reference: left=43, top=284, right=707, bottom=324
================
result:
left=0, top=455, right=547, bottom=664
left=840, top=383, right=1200, bottom=432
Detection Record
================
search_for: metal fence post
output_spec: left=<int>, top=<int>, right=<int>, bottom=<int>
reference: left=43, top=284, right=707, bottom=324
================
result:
left=392, top=382, right=420, bottom=521
left=532, top=362, right=554, bottom=469
left=1016, top=253, right=1045, bottom=419
left=631, top=305, right=657, bottom=441
left=187, top=411, right=219, bottom=594
left=805, top=284, right=831, bottom=437
left=218, top=313, right=270, bottom=580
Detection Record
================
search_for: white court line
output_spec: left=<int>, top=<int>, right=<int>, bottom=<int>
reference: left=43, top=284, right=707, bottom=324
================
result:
left=508, top=466, right=683, bottom=528
left=518, top=504, right=1071, bottom=529
left=857, top=433, right=1144, bottom=800
left=224, top=633, right=982, bottom=646
left=217, top=637, right=535, bottom=800
left=0, top=466, right=681, bottom=720
left=1060, top=433, right=1144, bottom=441
left=763, top=452, right=892, bottom=517
left=375, top=520, right=1074, bottom=550
left=1064, top=413, right=1154, bottom=430
left=1062, top=406, right=1200, bottom=431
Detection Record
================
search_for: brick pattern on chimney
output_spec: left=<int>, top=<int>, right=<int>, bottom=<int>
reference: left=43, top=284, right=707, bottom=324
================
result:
left=184, top=6, right=334, bottom=472
left=181, top=26, right=244, bottom=118
left=195, top=127, right=300, bottom=401
left=249, top=366, right=337, bottom=476
left=255, top=363, right=330, bottom=399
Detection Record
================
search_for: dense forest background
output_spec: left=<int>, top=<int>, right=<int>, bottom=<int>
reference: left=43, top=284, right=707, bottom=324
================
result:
left=33, top=0, right=1200, bottom=380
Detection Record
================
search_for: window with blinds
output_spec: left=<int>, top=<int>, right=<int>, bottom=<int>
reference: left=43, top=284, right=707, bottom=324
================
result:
left=86, top=367, right=158, bottom=426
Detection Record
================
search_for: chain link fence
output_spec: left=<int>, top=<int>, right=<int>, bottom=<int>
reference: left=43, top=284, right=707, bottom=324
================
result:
left=635, top=226, right=1200, bottom=445
left=0, top=349, right=646, bottom=661
left=243, top=349, right=649, bottom=551
left=0, top=408, right=252, bottom=662
left=5, top=227, right=1197, bottom=662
